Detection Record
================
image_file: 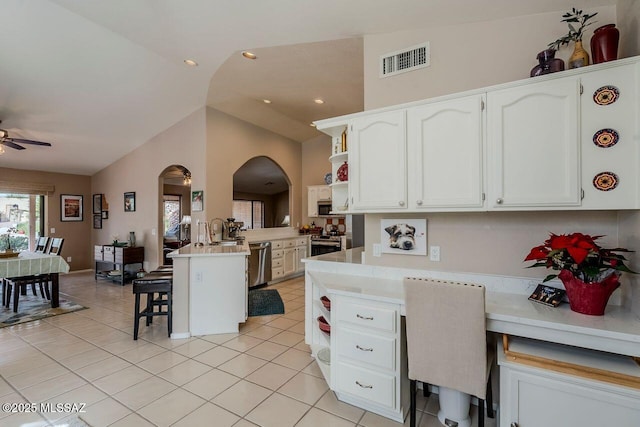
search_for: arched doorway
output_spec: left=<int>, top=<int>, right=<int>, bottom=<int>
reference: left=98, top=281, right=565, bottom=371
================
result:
left=233, top=156, right=290, bottom=228
left=159, top=165, right=191, bottom=265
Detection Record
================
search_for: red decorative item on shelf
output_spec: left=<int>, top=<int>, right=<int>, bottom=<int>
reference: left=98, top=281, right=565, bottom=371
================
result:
left=559, top=269, right=620, bottom=316
left=591, top=24, right=619, bottom=64
left=337, top=161, right=348, bottom=182
left=317, top=315, right=330, bottom=334
left=320, top=296, right=331, bottom=311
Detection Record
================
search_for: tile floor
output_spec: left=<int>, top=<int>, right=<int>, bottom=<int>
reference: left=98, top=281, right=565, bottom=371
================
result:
left=0, top=271, right=486, bottom=427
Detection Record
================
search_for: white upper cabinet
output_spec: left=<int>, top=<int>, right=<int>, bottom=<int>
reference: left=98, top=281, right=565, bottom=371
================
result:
left=350, top=110, right=407, bottom=210
left=408, top=94, right=485, bottom=210
left=580, top=62, right=640, bottom=209
left=487, top=77, right=581, bottom=209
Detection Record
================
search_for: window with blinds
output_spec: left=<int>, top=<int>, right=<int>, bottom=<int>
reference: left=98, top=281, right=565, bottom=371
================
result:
left=233, top=200, right=264, bottom=229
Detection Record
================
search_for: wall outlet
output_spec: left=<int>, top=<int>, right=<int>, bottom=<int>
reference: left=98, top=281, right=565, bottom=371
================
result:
left=429, top=246, right=441, bottom=262
left=195, top=271, right=203, bottom=282
left=66, top=256, right=72, bottom=262
left=151, top=228, right=156, bottom=236
left=50, top=227, right=55, bottom=234
left=373, top=243, right=382, bottom=257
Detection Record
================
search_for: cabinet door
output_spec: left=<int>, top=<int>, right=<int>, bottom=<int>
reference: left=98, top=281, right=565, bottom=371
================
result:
left=283, top=248, right=296, bottom=276
left=408, top=95, right=485, bottom=210
left=295, top=246, right=307, bottom=273
left=308, top=186, right=318, bottom=217
left=502, top=369, right=640, bottom=427
left=487, top=78, right=581, bottom=208
left=350, top=110, right=407, bottom=210
left=317, top=186, right=332, bottom=201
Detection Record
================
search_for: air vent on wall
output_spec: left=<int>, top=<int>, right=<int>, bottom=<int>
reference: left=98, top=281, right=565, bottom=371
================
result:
left=380, top=42, right=430, bottom=78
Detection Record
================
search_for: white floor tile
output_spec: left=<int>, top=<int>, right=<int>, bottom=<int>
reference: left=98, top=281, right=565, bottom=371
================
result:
left=211, top=380, right=272, bottom=417
left=245, top=392, right=310, bottom=427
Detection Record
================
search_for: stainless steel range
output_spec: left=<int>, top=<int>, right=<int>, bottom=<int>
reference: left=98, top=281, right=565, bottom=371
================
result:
left=310, top=235, right=343, bottom=256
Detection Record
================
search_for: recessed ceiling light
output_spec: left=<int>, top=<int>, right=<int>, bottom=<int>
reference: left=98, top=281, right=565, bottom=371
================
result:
left=242, top=51, right=257, bottom=60
left=183, top=59, right=198, bottom=67
left=314, top=98, right=325, bottom=104
left=263, top=99, right=272, bottom=104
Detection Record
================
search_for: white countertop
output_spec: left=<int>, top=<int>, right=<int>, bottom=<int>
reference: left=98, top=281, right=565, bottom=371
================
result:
left=168, top=242, right=250, bottom=258
left=305, top=249, right=640, bottom=357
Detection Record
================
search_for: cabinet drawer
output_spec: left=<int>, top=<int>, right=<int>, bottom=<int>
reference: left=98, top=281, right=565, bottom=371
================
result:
left=114, top=247, right=124, bottom=264
left=337, top=327, right=396, bottom=370
left=336, top=362, right=395, bottom=408
left=272, top=241, right=284, bottom=250
left=272, top=257, right=283, bottom=268
left=272, top=267, right=284, bottom=279
left=284, top=239, right=296, bottom=248
left=337, top=299, right=397, bottom=333
left=94, top=246, right=103, bottom=261
left=272, top=249, right=284, bottom=259
left=103, top=246, right=115, bottom=263
left=296, top=238, right=308, bottom=247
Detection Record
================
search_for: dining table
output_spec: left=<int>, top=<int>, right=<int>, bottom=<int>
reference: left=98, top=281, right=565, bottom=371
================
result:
left=0, top=251, right=70, bottom=308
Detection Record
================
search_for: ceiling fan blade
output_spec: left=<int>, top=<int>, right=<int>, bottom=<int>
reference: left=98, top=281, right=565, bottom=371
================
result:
left=1, top=140, right=26, bottom=150
left=7, top=137, right=52, bottom=147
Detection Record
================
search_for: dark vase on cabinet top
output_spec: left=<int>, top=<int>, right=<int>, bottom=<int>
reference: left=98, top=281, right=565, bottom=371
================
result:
left=530, top=49, right=565, bottom=77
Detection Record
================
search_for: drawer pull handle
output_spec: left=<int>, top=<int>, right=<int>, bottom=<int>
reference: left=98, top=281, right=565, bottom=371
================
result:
left=355, top=381, right=373, bottom=389
left=356, top=345, right=373, bottom=352
left=356, top=314, right=374, bottom=320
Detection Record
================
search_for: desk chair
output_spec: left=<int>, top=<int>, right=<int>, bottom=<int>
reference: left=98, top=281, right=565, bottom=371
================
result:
left=403, top=277, right=494, bottom=427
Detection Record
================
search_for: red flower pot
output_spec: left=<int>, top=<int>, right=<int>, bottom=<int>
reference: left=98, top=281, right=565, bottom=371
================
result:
left=558, top=269, right=620, bottom=315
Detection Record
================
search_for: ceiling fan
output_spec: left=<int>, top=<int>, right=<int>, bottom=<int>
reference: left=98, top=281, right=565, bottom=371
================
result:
left=0, top=121, right=52, bottom=151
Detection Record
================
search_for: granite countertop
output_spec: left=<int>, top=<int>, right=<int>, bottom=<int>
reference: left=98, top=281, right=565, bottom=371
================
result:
left=168, top=242, right=250, bottom=258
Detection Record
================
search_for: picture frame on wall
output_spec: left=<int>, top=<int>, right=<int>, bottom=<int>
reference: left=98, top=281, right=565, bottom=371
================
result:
left=60, top=194, right=83, bottom=222
left=93, top=193, right=102, bottom=214
left=93, top=214, right=102, bottom=229
left=380, top=218, right=427, bottom=256
left=124, top=192, right=136, bottom=212
left=192, top=190, right=203, bottom=212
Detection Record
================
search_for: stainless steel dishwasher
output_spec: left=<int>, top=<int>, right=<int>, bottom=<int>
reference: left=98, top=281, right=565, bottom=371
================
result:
left=248, top=242, right=271, bottom=288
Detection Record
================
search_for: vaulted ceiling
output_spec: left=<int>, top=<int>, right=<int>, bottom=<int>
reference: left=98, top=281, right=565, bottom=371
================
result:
left=0, top=0, right=615, bottom=175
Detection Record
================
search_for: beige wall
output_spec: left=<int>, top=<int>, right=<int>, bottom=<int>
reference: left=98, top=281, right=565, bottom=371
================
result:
left=0, top=167, right=92, bottom=270
left=301, top=134, right=333, bottom=226
left=205, top=108, right=302, bottom=228
left=363, top=6, right=616, bottom=109
left=92, top=108, right=207, bottom=269
left=360, top=4, right=640, bottom=311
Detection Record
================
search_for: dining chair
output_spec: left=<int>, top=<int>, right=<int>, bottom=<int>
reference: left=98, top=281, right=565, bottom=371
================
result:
left=47, top=238, right=64, bottom=255
left=34, top=236, right=50, bottom=253
left=403, top=277, right=494, bottom=427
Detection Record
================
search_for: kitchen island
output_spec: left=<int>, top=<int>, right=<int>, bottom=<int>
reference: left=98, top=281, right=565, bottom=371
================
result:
left=168, top=242, right=249, bottom=338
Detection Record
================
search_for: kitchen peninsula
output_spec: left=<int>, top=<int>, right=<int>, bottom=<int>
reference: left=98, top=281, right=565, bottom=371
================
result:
left=168, top=242, right=249, bottom=337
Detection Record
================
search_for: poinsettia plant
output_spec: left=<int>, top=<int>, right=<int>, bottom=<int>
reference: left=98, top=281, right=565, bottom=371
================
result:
left=524, top=232, right=636, bottom=283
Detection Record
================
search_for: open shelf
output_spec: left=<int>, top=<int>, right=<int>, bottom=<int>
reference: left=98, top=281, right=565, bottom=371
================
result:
left=329, top=151, right=348, bottom=162
left=311, top=344, right=331, bottom=384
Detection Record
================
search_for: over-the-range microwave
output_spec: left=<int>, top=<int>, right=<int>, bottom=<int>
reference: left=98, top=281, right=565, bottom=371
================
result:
left=317, top=202, right=333, bottom=216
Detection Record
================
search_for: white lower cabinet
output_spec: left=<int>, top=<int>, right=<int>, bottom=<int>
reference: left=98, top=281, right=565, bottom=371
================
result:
left=270, top=236, right=309, bottom=283
left=499, top=337, right=640, bottom=427
left=332, top=295, right=407, bottom=422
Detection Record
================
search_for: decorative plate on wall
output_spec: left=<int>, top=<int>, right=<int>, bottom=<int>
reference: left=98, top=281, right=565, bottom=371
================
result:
left=593, top=171, right=619, bottom=191
left=593, top=85, right=620, bottom=105
left=593, top=128, right=619, bottom=148
left=324, top=173, right=332, bottom=185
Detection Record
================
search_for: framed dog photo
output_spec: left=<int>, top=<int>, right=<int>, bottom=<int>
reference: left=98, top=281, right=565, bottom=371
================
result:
left=380, top=218, right=427, bottom=256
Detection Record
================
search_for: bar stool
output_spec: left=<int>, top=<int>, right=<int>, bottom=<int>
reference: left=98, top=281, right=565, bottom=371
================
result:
left=132, top=273, right=173, bottom=340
